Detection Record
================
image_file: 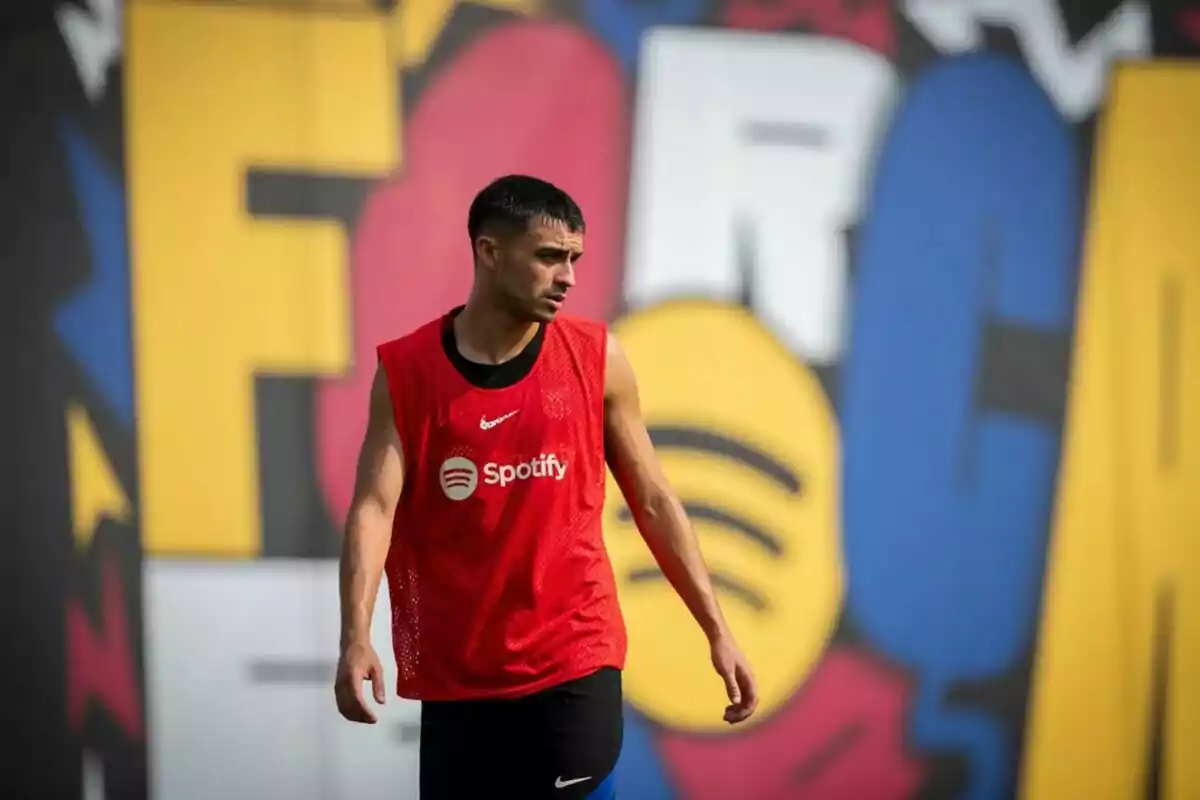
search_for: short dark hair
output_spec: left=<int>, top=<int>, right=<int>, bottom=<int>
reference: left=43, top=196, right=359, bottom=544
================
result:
left=467, top=174, right=585, bottom=242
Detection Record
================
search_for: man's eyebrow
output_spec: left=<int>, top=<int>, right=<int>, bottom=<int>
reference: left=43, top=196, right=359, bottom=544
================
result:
left=536, top=245, right=584, bottom=260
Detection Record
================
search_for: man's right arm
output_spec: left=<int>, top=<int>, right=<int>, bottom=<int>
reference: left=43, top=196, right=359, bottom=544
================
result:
left=335, top=362, right=404, bottom=723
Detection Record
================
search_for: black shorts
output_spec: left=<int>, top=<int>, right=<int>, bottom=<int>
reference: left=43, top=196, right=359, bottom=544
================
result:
left=419, top=667, right=623, bottom=799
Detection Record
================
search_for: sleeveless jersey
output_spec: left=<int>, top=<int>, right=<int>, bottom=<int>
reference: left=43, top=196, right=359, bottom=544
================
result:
left=376, top=312, right=627, bottom=700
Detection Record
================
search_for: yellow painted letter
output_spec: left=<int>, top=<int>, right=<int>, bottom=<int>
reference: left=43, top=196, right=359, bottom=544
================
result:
left=127, top=1, right=396, bottom=556
left=1021, top=64, right=1200, bottom=800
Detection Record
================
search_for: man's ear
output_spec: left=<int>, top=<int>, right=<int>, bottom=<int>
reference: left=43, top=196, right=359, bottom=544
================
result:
left=474, top=235, right=501, bottom=271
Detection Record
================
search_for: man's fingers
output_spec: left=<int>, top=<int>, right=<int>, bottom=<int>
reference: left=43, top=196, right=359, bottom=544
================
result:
left=335, top=672, right=378, bottom=724
left=722, top=665, right=758, bottom=724
left=369, top=662, right=387, bottom=705
left=346, top=686, right=378, bottom=724
left=720, top=665, right=741, bottom=705
left=349, top=669, right=379, bottom=723
left=723, top=700, right=751, bottom=724
left=357, top=698, right=379, bottom=724
left=738, top=666, right=759, bottom=713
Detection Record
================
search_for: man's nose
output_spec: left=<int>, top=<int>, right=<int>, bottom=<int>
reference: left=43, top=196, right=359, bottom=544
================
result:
left=557, top=262, right=577, bottom=287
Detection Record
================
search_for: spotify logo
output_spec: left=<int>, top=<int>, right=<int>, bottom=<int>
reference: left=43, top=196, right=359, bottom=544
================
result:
left=603, top=300, right=843, bottom=733
left=439, top=457, right=479, bottom=501
left=617, top=425, right=799, bottom=612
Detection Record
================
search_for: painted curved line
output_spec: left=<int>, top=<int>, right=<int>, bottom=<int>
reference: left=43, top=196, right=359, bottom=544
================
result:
left=617, top=502, right=783, bottom=556
left=648, top=424, right=801, bottom=494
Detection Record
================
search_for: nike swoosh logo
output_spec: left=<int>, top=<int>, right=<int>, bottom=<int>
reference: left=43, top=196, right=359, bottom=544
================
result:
left=480, top=410, right=519, bottom=430
left=555, top=776, right=591, bottom=789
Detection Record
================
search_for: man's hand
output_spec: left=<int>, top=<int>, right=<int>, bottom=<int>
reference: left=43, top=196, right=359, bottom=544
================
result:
left=334, top=641, right=386, bottom=724
left=711, top=634, right=758, bottom=724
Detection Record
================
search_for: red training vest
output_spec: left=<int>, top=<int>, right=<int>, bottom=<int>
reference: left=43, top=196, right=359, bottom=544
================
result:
left=376, top=312, right=627, bottom=700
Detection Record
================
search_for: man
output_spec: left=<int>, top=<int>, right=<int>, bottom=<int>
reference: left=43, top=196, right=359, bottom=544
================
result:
left=334, top=174, right=757, bottom=798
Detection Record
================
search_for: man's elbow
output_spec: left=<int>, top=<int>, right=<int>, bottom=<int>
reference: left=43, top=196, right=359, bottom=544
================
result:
left=346, top=491, right=397, bottom=537
left=632, top=483, right=682, bottom=532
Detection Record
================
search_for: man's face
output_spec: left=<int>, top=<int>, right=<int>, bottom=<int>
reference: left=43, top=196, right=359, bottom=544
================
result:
left=482, top=218, right=583, bottom=322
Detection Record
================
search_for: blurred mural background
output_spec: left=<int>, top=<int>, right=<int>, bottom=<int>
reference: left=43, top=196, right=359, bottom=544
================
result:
left=2, top=0, right=1199, bottom=797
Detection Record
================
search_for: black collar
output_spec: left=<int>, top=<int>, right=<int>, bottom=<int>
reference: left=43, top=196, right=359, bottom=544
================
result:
left=440, top=306, right=545, bottom=389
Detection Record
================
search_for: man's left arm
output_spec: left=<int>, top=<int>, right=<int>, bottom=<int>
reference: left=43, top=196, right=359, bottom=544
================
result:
left=602, top=331, right=759, bottom=725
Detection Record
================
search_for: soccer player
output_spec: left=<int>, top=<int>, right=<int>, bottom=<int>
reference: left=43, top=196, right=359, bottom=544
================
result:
left=334, top=174, right=757, bottom=798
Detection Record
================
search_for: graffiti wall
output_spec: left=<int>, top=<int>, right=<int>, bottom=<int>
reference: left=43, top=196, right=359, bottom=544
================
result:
left=3, top=0, right=1199, bottom=797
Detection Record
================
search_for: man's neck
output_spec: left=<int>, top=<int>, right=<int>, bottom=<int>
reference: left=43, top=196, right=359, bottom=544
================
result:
left=454, top=297, right=539, bottom=365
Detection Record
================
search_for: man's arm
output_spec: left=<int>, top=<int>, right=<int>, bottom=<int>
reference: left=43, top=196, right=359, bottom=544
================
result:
left=603, top=332, right=758, bottom=723
left=335, top=362, right=404, bottom=723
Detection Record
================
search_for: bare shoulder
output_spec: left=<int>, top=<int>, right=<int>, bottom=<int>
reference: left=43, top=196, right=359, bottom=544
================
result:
left=367, top=361, right=402, bottom=449
left=604, top=330, right=637, bottom=402
left=370, top=360, right=394, bottom=412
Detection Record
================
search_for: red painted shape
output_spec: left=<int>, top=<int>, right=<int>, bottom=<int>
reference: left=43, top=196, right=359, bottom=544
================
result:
left=658, top=647, right=926, bottom=799
left=722, top=0, right=895, bottom=55
left=1180, top=8, right=1200, bottom=43
left=315, top=21, right=628, bottom=524
left=66, top=553, right=143, bottom=739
